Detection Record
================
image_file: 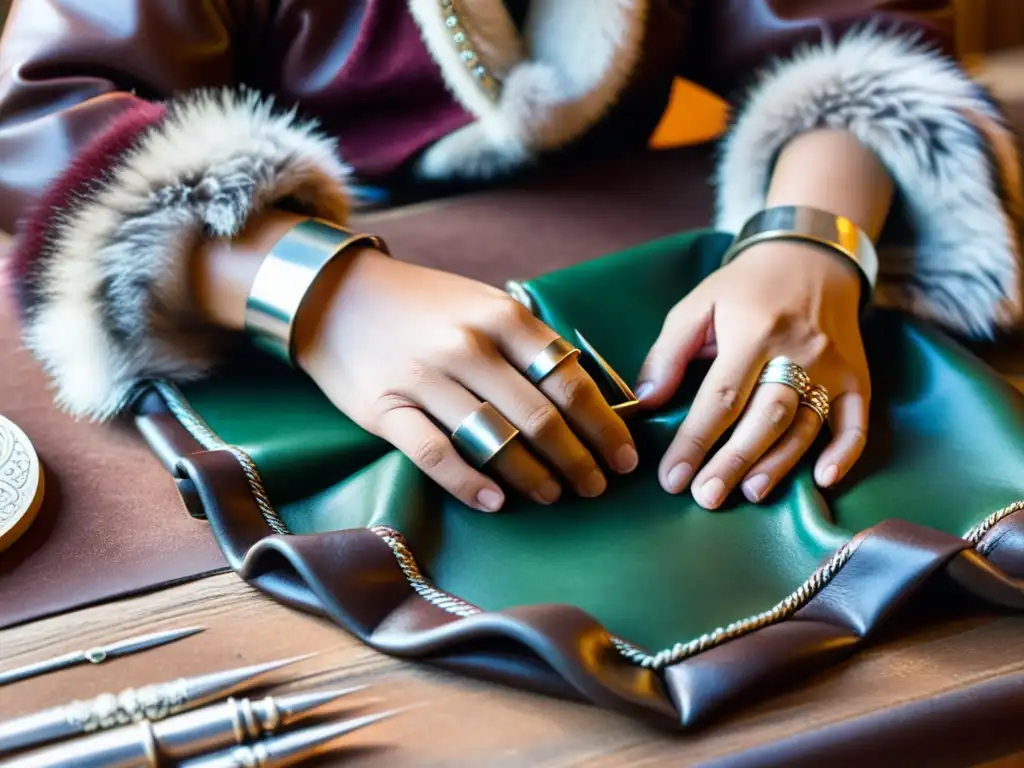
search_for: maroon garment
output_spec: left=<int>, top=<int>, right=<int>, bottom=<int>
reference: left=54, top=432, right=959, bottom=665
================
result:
left=0, top=0, right=955, bottom=232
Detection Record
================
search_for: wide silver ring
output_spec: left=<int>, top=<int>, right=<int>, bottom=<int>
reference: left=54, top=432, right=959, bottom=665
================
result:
left=758, top=356, right=810, bottom=397
left=524, top=337, right=581, bottom=385
left=801, top=384, right=830, bottom=423
left=451, top=402, right=520, bottom=468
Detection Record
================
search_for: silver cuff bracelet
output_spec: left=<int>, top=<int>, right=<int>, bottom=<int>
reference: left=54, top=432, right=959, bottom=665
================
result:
left=720, top=206, right=879, bottom=306
left=244, top=218, right=389, bottom=365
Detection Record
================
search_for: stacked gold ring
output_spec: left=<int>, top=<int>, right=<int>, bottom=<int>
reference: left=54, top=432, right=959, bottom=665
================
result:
left=758, top=357, right=831, bottom=426
left=801, top=384, right=830, bottom=423
left=757, top=357, right=810, bottom=396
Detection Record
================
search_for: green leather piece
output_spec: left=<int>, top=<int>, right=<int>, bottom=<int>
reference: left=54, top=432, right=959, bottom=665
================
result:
left=180, top=230, right=1024, bottom=652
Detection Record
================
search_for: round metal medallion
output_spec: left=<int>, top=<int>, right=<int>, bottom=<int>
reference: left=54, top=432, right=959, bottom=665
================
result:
left=0, top=414, right=44, bottom=552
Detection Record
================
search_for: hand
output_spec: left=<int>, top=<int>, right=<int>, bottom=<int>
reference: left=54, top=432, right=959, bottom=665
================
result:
left=636, top=242, right=870, bottom=509
left=294, top=249, right=637, bottom=513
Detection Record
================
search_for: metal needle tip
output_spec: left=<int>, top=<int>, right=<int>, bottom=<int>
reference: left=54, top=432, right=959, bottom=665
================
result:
left=276, top=685, right=369, bottom=725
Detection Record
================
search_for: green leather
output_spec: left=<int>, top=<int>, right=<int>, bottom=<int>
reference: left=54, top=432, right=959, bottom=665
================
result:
left=180, top=230, right=1024, bottom=653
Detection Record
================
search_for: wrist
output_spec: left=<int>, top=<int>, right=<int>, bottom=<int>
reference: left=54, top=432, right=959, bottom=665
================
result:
left=741, top=240, right=864, bottom=304
left=192, top=210, right=308, bottom=332
left=292, top=246, right=392, bottom=376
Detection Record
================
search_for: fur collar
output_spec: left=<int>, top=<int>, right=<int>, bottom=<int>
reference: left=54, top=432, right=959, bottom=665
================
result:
left=409, top=0, right=648, bottom=179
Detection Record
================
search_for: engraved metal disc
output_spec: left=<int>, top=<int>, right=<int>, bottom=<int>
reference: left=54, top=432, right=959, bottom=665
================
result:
left=0, top=414, right=44, bottom=552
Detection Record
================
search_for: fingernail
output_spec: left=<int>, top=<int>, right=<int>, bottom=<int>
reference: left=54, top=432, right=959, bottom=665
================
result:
left=700, top=478, right=726, bottom=508
left=613, top=444, right=639, bottom=473
left=476, top=488, right=505, bottom=512
left=742, top=474, right=771, bottom=503
left=580, top=470, right=607, bottom=498
left=665, top=463, right=693, bottom=494
left=635, top=382, right=655, bottom=401
left=819, top=464, right=840, bottom=487
left=533, top=479, right=562, bottom=505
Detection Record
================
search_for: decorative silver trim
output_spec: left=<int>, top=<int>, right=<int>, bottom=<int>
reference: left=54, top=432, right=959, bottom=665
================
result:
left=965, top=499, right=1024, bottom=547
left=66, top=679, right=190, bottom=732
left=439, top=0, right=502, bottom=100
left=370, top=526, right=480, bottom=618
left=152, top=381, right=289, bottom=536
left=151, top=382, right=1024, bottom=672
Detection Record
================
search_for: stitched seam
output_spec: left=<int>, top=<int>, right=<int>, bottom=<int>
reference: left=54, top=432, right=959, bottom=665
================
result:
left=153, top=381, right=1024, bottom=670
left=152, top=381, right=289, bottom=536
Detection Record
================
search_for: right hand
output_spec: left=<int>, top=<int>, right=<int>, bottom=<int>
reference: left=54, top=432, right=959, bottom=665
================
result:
left=293, top=248, right=638, bottom=513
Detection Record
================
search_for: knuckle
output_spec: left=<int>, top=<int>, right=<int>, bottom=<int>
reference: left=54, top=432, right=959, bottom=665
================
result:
left=723, top=449, right=753, bottom=474
left=713, top=386, right=742, bottom=417
left=405, top=360, right=439, bottom=388
left=555, top=373, right=597, bottom=410
left=411, top=434, right=451, bottom=471
left=439, top=327, right=491, bottom=366
left=522, top=401, right=564, bottom=439
left=562, top=452, right=598, bottom=480
left=374, top=390, right=415, bottom=418
left=678, top=429, right=709, bottom=457
left=594, top=418, right=627, bottom=449
left=449, top=476, right=482, bottom=505
left=762, top=398, right=793, bottom=429
left=491, top=296, right=532, bottom=327
left=844, top=426, right=868, bottom=445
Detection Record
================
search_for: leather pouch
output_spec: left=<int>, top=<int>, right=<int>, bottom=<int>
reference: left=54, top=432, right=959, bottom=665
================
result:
left=135, top=229, right=1024, bottom=728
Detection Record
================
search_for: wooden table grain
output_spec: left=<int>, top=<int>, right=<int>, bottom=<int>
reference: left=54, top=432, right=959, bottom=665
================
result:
left=2, top=572, right=1024, bottom=766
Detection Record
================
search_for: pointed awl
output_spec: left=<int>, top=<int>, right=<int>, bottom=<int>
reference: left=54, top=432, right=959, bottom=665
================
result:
left=0, top=626, right=205, bottom=687
left=179, top=709, right=400, bottom=768
left=0, top=653, right=315, bottom=755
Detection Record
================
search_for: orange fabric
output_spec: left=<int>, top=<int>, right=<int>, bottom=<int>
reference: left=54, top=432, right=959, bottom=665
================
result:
left=649, top=79, right=728, bottom=149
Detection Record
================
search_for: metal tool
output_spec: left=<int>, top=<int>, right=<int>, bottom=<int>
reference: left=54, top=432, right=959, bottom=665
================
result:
left=0, top=654, right=314, bottom=755
left=1, top=685, right=365, bottom=768
left=179, top=710, right=399, bottom=768
left=0, top=626, right=205, bottom=687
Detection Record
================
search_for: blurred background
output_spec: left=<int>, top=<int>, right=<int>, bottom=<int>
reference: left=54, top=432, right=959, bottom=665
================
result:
left=0, top=0, right=1020, bottom=150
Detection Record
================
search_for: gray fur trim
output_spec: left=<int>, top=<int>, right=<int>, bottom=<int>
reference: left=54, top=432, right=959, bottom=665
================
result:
left=24, top=88, right=351, bottom=420
left=716, top=28, right=1023, bottom=339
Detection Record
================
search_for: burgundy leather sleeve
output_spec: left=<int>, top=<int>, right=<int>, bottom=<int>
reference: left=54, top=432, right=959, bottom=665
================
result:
left=0, top=0, right=249, bottom=233
left=680, top=0, right=957, bottom=98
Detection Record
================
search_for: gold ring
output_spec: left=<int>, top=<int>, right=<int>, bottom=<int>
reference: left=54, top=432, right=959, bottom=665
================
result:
left=758, top=356, right=810, bottom=397
left=450, top=402, right=520, bottom=468
left=801, top=384, right=830, bottom=423
left=524, top=338, right=581, bottom=385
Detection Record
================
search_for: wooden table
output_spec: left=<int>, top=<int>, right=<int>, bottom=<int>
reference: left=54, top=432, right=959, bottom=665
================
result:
left=3, top=571, right=1024, bottom=766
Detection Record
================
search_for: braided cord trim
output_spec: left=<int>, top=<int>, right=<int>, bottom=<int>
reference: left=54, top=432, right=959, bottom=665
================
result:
left=371, top=526, right=481, bottom=617
left=151, top=381, right=1024, bottom=671
left=152, top=381, right=289, bottom=536
left=965, top=499, right=1024, bottom=547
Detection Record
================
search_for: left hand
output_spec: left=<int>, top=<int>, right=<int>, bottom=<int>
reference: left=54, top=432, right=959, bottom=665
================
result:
left=635, top=241, right=871, bottom=509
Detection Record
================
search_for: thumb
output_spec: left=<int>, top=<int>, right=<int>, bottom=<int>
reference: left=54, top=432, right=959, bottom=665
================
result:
left=635, top=295, right=713, bottom=408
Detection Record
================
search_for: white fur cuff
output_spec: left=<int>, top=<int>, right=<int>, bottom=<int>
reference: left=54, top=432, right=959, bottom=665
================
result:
left=715, top=29, right=1024, bottom=339
left=25, top=89, right=351, bottom=420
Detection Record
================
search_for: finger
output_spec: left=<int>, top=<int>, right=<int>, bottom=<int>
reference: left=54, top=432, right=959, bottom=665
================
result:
left=659, top=344, right=764, bottom=496
left=420, top=378, right=562, bottom=505
left=488, top=438, right=564, bottom=505
left=690, top=381, right=801, bottom=509
left=378, top=406, right=507, bottom=513
left=539, top=358, right=636, bottom=480
left=634, top=294, right=714, bottom=407
left=493, top=308, right=636, bottom=481
left=815, top=390, right=869, bottom=487
left=740, top=403, right=825, bottom=503
left=462, top=357, right=610, bottom=498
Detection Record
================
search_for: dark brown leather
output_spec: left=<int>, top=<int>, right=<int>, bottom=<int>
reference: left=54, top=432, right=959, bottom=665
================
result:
left=150, top=410, right=1024, bottom=729
left=0, top=268, right=227, bottom=630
